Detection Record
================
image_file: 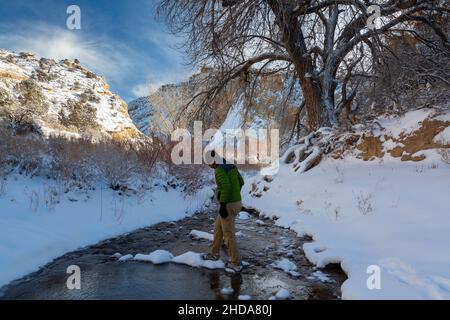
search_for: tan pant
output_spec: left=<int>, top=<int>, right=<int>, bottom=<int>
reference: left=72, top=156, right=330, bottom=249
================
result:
left=211, top=201, right=242, bottom=267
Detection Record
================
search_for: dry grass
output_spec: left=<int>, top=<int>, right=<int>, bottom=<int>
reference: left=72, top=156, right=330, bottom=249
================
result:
left=438, top=148, right=450, bottom=166
left=353, top=191, right=374, bottom=215
left=0, top=126, right=163, bottom=192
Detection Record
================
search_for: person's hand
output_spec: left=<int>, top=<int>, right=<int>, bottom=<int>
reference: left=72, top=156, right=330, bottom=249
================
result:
left=219, top=203, right=228, bottom=218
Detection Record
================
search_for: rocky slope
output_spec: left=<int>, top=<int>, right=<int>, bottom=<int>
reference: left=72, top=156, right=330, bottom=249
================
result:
left=0, top=49, right=141, bottom=140
left=128, top=97, right=154, bottom=136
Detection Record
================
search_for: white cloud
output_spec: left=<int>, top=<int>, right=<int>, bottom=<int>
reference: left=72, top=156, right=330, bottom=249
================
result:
left=0, top=21, right=195, bottom=101
left=0, top=22, right=138, bottom=82
left=130, top=68, right=195, bottom=99
left=131, top=82, right=154, bottom=97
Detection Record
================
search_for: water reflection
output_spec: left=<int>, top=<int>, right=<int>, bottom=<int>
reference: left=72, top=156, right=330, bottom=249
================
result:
left=209, top=272, right=242, bottom=300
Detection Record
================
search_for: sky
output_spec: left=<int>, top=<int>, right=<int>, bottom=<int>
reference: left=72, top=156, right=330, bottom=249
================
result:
left=0, top=0, right=193, bottom=102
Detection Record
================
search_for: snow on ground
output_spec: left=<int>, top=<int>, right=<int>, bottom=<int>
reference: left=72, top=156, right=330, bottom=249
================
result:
left=115, top=249, right=227, bottom=270
left=271, top=258, right=297, bottom=272
left=243, top=150, right=450, bottom=299
left=172, top=251, right=225, bottom=269
left=0, top=174, right=212, bottom=288
left=189, top=229, right=246, bottom=241
left=118, top=254, right=134, bottom=262
left=235, top=231, right=245, bottom=238
left=271, top=258, right=300, bottom=277
left=134, top=250, right=174, bottom=264
left=434, top=126, right=450, bottom=144
left=220, top=287, right=234, bottom=295
left=189, top=230, right=214, bottom=241
left=275, top=289, right=290, bottom=300
left=377, top=109, right=433, bottom=138
left=238, top=212, right=251, bottom=220
left=207, top=94, right=245, bottom=152
left=308, top=270, right=334, bottom=283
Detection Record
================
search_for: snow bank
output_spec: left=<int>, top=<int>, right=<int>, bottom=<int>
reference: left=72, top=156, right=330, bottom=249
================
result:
left=434, top=126, right=450, bottom=144
left=244, top=153, right=450, bottom=299
left=0, top=175, right=212, bottom=288
left=377, top=109, right=433, bottom=138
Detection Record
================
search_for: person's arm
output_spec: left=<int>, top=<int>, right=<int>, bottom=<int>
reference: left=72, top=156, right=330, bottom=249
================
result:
left=237, top=169, right=245, bottom=189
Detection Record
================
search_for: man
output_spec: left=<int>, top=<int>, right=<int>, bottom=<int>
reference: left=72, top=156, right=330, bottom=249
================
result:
left=204, top=150, right=245, bottom=272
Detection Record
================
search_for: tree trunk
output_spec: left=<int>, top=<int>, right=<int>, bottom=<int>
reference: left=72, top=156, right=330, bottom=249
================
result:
left=286, top=42, right=328, bottom=131
left=292, top=58, right=329, bottom=131
left=298, top=76, right=327, bottom=131
left=266, top=0, right=331, bottom=131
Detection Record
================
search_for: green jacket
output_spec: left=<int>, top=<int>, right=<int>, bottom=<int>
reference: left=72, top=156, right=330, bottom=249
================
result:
left=215, top=164, right=244, bottom=203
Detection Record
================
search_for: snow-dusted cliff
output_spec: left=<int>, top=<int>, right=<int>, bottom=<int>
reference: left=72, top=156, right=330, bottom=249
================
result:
left=128, top=69, right=303, bottom=142
left=0, top=49, right=141, bottom=140
left=128, top=96, right=153, bottom=136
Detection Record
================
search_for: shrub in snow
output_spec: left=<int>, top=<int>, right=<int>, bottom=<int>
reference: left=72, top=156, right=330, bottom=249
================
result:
left=165, top=163, right=209, bottom=196
left=0, top=128, right=49, bottom=176
left=32, top=68, right=57, bottom=82
left=79, top=89, right=100, bottom=104
left=438, top=149, right=450, bottom=166
left=85, top=70, right=97, bottom=79
left=0, top=87, right=12, bottom=109
left=58, top=99, right=99, bottom=132
left=43, top=185, right=61, bottom=211
left=0, top=125, right=163, bottom=193
left=0, top=79, right=48, bottom=133
left=353, top=191, right=374, bottom=215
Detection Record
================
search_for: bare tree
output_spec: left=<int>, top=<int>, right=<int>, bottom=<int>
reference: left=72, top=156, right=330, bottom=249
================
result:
left=157, top=0, right=449, bottom=130
left=359, top=21, right=450, bottom=115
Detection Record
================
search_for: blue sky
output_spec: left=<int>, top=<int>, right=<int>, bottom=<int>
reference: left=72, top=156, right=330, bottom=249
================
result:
left=0, top=0, right=193, bottom=102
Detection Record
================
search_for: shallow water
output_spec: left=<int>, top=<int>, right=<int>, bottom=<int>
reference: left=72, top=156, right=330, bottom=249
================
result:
left=1, top=210, right=346, bottom=300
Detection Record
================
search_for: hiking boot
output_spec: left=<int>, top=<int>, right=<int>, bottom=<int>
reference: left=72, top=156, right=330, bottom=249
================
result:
left=201, top=253, right=220, bottom=261
left=225, top=262, right=244, bottom=273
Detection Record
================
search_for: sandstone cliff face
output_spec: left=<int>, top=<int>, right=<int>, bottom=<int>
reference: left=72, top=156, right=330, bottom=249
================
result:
left=128, top=68, right=303, bottom=144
